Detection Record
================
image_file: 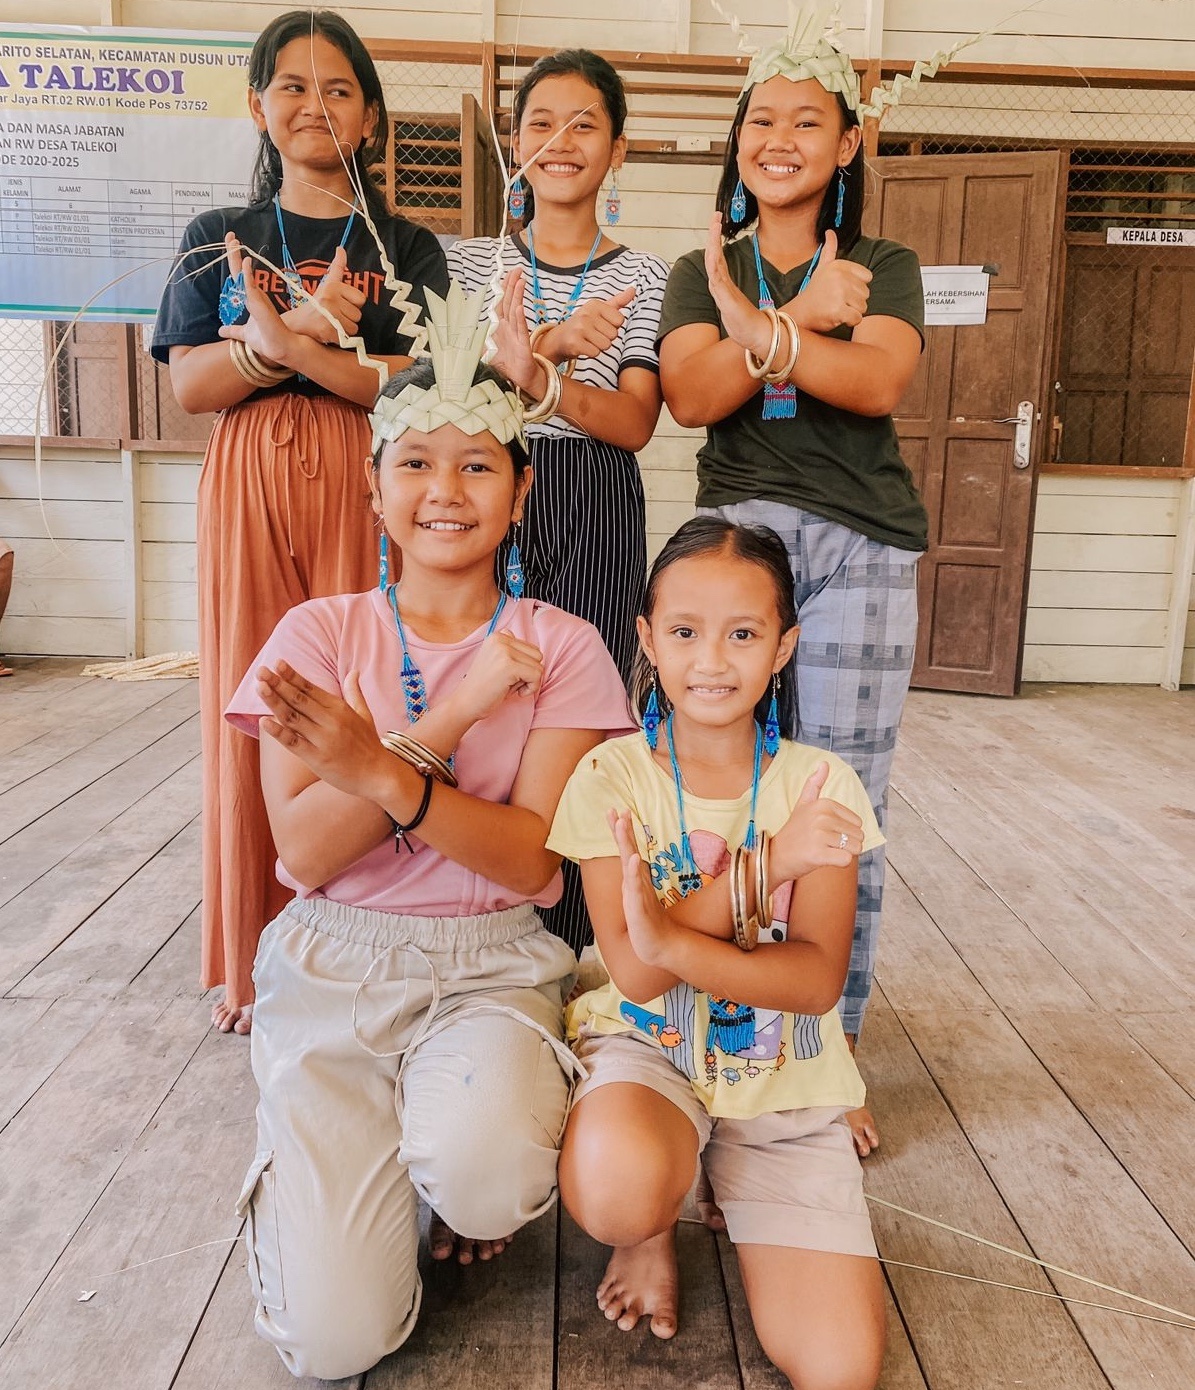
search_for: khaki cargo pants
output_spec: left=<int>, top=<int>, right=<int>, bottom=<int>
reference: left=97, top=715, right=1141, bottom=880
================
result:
left=237, top=898, right=579, bottom=1381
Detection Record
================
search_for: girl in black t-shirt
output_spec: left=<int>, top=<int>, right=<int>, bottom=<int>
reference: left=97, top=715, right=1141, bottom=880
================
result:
left=656, top=72, right=925, bottom=1180
left=151, top=9, right=447, bottom=1036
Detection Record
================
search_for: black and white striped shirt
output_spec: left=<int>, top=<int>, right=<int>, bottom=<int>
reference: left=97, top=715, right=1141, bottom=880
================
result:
left=447, top=234, right=669, bottom=440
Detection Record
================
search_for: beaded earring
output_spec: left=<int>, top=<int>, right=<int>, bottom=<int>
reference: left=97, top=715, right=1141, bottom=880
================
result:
left=505, top=526, right=525, bottom=598
left=508, top=174, right=526, bottom=220
left=378, top=531, right=390, bottom=591
left=764, top=673, right=781, bottom=756
left=730, top=178, right=748, bottom=224
left=605, top=171, right=621, bottom=226
left=643, top=674, right=661, bottom=750
left=834, top=167, right=846, bottom=229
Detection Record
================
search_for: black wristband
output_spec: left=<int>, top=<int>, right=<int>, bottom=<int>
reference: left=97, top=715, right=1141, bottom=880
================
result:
left=389, top=773, right=434, bottom=854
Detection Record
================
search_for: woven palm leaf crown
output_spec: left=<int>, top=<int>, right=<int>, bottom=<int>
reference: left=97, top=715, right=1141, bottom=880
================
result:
left=368, top=279, right=527, bottom=454
left=723, top=0, right=981, bottom=121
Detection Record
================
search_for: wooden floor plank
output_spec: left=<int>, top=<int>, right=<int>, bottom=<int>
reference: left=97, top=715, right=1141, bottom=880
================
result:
left=1118, top=1012, right=1195, bottom=1102
left=889, top=749, right=1193, bottom=1014
left=0, top=717, right=200, bottom=913
left=884, top=802, right=1094, bottom=1014
left=124, top=904, right=207, bottom=1004
left=368, top=1207, right=558, bottom=1389
left=873, top=870, right=993, bottom=1015
left=896, top=706, right=1195, bottom=985
left=171, top=1243, right=363, bottom=1390
left=900, top=694, right=1194, bottom=901
left=1006, top=1009, right=1195, bottom=1257
left=898, top=1006, right=1195, bottom=1388
left=13, top=818, right=201, bottom=998
left=0, top=1025, right=256, bottom=1390
left=557, top=1209, right=741, bottom=1389
left=0, top=995, right=106, bottom=1129
left=0, top=684, right=198, bottom=841
left=0, top=997, right=210, bottom=1342
left=0, top=754, right=201, bottom=994
left=858, top=995, right=1110, bottom=1390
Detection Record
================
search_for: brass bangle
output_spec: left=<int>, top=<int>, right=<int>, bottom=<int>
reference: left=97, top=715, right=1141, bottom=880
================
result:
left=522, top=351, right=563, bottom=424
left=228, top=339, right=259, bottom=385
left=731, top=843, right=759, bottom=951
left=754, top=830, right=773, bottom=936
left=379, top=730, right=459, bottom=789
left=764, top=313, right=800, bottom=385
left=744, top=305, right=781, bottom=380
left=528, top=321, right=577, bottom=378
left=243, top=342, right=294, bottom=382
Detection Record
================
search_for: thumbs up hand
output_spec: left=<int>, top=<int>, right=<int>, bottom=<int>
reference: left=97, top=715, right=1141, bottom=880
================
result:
left=785, top=228, right=873, bottom=333
left=542, top=284, right=637, bottom=362
left=772, top=760, right=865, bottom=881
left=282, top=243, right=367, bottom=344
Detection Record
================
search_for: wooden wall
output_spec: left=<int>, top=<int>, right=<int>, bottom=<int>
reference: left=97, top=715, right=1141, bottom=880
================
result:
left=6, top=0, right=1195, bottom=67
left=4, top=457, right=1194, bottom=685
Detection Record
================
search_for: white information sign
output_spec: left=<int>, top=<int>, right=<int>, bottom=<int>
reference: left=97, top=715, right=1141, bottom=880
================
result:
left=0, top=25, right=257, bottom=321
left=920, top=265, right=990, bottom=326
left=1106, top=227, right=1195, bottom=247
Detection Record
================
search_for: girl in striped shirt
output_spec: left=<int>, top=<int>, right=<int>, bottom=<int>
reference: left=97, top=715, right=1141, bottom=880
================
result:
left=449, top=48, right=669, bottom=954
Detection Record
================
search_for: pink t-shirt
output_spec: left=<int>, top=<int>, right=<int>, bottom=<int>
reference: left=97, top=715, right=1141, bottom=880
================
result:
left=226, top=590, right=636, bottom=916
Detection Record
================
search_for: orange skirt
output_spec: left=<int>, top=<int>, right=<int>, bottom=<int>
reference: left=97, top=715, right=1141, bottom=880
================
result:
left=197, top=392, right=376, bottom=1006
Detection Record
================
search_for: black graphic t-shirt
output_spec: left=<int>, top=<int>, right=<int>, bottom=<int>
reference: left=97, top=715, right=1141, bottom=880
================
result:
left=151, top=201, right=448, bottom=398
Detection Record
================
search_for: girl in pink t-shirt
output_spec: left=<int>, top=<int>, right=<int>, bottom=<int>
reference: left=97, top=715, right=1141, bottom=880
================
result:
left=224, top=345, right=633, bottom=1381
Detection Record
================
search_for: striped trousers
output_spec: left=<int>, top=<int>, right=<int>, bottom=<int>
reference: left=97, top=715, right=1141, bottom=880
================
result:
left=704, top=501, right=921, bottom=1036
left=520, top=434, right=647, bottom=955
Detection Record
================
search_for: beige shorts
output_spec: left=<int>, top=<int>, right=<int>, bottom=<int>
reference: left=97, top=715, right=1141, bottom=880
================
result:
left=573, top=1028, right=876, bottom=1258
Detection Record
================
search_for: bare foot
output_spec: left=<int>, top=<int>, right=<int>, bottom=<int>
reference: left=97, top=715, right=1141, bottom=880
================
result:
left=847, top=1104, right=880, bottom=1158
left=0, top=662, right=12, bottom=678
left=211, top=999, right=253, bottom=1034
left=428, top=1212, right=514, bottom=1265
left=694, top=1165, right=726, bottom=1233
left=596, top=1228, right=679, bottom=1339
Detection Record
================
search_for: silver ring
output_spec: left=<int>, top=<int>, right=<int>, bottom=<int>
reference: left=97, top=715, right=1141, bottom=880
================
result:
left=837, top=832, right=849, bottom=850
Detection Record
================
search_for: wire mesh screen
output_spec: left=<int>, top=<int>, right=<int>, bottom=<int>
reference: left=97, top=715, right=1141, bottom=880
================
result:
left=376, top=60, right=482, bottom=236
left=880, top=80, right=1195, bottom=470
left=0, top=319, right=51, bottom=436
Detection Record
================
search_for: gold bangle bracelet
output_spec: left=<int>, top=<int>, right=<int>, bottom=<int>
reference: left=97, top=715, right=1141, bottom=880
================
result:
left=528, top=321, right=577, bottom=378
left=243, top=342, right=294, bottom=381
left=379, top=730, right=459, bottom=789
left=522, top=351, right=563, bottom=424
left=764, top=313, right=800, bottom=386
left=754, top=830, right=773, bottom=936
left=744, top=305, right=781, bottom=380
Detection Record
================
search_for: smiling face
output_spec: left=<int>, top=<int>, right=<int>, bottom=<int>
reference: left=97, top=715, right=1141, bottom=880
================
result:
left=735, top=76, right=860, bottom=217
left=369, top=425, right=531, bottom=580
left=638, top=547, right=798, bottom=734
left=249, top=35, right=377, bottom=175
left=513, top=72, right=626, bottom=214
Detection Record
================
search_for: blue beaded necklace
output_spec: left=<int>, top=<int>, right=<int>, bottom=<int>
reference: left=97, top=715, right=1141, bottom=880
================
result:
left=750, top=233, right=821, bottom=421
left=385, top=585, right=507, bottom=726
left=664, top=712, right=763, bottom=897
left=273, top=193, right=357, bottom=309
left=526, top=227, right=603, bottom=328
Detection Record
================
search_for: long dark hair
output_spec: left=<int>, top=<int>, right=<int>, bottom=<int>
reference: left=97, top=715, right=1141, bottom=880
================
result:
left=247, top=9, right=391, bottom=222
left=371, top=360, right=531, bottom=479
left=510, top=48, right=627, bottom=224
left=632, top=517, right=798, bottom=736
left=715, top=86, right=864, bottom=252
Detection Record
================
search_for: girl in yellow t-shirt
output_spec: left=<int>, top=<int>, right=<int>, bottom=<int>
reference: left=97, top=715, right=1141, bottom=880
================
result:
left=549, top=515, right=885, bottom=1388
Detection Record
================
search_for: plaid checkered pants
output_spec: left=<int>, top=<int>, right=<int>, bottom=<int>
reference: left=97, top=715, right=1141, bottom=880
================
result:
left=703, top=501, right=920, bottom=1035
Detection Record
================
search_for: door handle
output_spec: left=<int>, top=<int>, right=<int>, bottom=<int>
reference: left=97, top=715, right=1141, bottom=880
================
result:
left=992, top=401, right=1034, bottom=469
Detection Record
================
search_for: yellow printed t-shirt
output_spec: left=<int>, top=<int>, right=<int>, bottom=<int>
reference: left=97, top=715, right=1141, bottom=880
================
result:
left=548, top=734, right=884, bottom=1120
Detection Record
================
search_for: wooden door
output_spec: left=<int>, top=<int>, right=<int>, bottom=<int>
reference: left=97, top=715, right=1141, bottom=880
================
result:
left=865, top=151, right=1064, bottom=695
left=460, top=94, right=504, bottom=239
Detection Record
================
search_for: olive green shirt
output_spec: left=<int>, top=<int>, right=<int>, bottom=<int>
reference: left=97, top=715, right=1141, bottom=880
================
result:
left=658, top=235, right=928, bottom=551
